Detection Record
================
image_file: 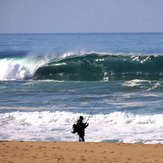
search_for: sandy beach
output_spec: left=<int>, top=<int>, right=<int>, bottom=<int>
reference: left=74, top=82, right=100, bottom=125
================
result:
left=0, top=141, right=163, bottom=163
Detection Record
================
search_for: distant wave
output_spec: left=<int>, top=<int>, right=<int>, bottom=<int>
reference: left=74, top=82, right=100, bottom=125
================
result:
left=1, top=53, right=163, bottom=81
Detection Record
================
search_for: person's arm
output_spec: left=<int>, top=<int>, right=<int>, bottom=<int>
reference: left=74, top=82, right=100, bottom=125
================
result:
left=84, top=122, right=89, bottom=128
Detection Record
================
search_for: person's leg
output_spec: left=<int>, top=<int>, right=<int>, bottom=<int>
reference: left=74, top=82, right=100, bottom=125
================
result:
left=82, top=136, right=85, bottom=142
left=79, top=136, right=82, bottom=141
left=79, top=136, right=85, bottom=142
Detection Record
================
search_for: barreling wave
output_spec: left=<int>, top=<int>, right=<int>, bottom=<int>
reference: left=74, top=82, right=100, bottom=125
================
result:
left=34, top=53, right=163, bottom=81
left=1, top=53, right=163, bottom=81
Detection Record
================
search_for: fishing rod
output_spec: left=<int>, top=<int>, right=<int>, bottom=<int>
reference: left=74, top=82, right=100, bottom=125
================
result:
left=72, top=96, right=100, bottom=126
left=86, top=98, right=100, bottom=122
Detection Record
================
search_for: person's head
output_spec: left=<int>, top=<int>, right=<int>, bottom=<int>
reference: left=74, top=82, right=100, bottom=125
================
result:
left=79, top=116, right=83, bottom=121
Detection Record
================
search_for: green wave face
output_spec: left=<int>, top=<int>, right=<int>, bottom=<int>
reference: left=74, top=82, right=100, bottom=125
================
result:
left=33, top=53, right=163, bottom=81
left=34, top=54, right=104, bottom=81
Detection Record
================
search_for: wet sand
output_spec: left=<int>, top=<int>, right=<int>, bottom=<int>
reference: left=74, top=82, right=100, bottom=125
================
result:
left=0, top=141, right=163, bottom=163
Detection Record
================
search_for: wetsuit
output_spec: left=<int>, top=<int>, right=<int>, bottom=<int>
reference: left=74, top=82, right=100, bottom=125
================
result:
left=77, top=120, right=89, bottom=142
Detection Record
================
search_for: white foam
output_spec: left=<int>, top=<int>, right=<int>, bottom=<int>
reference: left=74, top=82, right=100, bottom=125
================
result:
left=122, top=79, right=149, bottom=87
left=0, top=111, right=163, bottom=143
left=0, top=59, right=31, bottom=80
left=0, top=56, right=51, bottom=81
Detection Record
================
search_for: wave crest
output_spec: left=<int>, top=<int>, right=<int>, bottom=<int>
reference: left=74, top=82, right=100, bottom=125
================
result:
left=1, top=53, right=163, bottom=81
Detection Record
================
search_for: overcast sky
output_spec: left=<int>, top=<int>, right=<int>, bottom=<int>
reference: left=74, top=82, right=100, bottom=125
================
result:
left=0, top=0, right=163, bottom=33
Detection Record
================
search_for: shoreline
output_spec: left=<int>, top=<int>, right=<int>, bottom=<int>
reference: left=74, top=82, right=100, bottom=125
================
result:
left=0, top=141, right=163, bottom=163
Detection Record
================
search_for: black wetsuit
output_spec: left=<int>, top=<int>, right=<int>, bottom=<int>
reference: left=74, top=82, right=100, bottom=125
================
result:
left=77, top=120, right=89, bottom=142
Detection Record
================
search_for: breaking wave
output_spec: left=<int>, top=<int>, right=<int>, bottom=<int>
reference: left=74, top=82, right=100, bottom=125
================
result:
left=1, top=53, right=163, bottom=81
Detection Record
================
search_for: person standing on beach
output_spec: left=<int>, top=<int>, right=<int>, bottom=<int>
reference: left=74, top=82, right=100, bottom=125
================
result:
left=77, top=116, right=89, bottom=142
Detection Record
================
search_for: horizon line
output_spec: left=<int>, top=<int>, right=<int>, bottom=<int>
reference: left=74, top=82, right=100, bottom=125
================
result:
left=0, top=32, right=163, bottom=34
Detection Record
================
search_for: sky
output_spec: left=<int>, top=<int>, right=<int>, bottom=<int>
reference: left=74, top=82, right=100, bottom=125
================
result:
left=0, top=0, right=163, bottom=33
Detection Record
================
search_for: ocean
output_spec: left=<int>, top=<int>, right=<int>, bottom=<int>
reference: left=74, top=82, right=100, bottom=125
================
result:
left=0, top=33, right=163, bottom=143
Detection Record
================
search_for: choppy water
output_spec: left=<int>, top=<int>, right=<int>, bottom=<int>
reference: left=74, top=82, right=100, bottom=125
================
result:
left=0, top=33, right=163, bottom=143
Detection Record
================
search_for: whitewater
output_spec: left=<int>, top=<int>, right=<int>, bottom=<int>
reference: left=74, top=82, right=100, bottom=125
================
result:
left=0, top=33, right=163, bottom=144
